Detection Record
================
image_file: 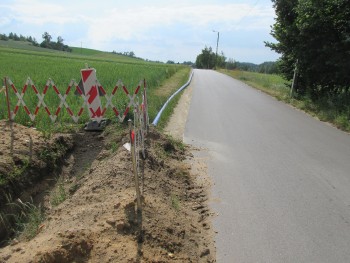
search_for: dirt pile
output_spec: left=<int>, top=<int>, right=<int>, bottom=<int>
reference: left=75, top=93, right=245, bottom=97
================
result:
left=0, top=122, right=215, bottom=262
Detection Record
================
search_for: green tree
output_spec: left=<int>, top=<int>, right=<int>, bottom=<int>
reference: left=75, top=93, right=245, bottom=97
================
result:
left=195, top=46, right=216, bottom=69
left=13, top=33, right=20, bottom=41
left=217, top=51, right=226, bottom=68
left=19, top=34, right=26, bottom=41
left=0, top=34, right=8, bottom=41
left=226, top=58, right=236, bottom=70
left=56, top=36, right=64, bottom=50
left=40, top=32, right=52, bottom=48
left=266, top=0, right=350, bottom=98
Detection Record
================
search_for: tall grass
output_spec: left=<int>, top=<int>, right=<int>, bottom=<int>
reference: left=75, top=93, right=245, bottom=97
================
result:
left=220, top=69, right=350, bottom=132
left=0, top=195, right=44, bottom=243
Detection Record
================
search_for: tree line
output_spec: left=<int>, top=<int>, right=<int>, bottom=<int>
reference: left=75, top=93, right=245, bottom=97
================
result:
left=0, top=32, right=39, bottom=46
left=0, top=32, right=72, bottom=52
left=195, top=46, right=279, bottom=74
left=195, top=46, right=226, bottom=69
left=112, top=50, right=136, bottom=57
left=266, top=0, right=350, bottom=100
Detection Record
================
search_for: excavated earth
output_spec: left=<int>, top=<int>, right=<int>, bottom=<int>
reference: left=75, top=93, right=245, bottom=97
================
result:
left=0, top=118, right=215, bottom=262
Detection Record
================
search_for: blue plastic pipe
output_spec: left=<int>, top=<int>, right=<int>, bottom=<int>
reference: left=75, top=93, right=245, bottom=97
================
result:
left=152, top=70, right=194, bottom=126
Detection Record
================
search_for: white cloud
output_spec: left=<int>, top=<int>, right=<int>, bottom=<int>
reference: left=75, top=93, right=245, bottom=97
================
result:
left=84, top=2, right=274, bottom=50
left=0, top=0, right=277, bottom=63
left=3, top=1, right=274, bottom=39
left=3, top=0, right=79, bottom=25
left=0, top=16, right=11, bottom=27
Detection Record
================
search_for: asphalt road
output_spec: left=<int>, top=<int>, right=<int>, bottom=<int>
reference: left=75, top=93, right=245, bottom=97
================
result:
left=184, top=69, right=350, bottom=263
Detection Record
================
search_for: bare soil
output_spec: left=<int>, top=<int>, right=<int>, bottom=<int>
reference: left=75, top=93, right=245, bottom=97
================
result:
left=0, top=118, right=215, bottom=262
left=164, top=85, right=193, bottom=141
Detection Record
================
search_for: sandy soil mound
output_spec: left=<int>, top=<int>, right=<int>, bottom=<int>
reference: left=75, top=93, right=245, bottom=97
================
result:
left=0, top=122, right=215, bottom=262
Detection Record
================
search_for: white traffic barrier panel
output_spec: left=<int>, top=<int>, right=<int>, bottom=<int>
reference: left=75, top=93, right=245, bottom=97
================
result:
left=50, top=79, right=86, bottom=123
left=120, top=80, right=143, bottom=122
left=98, top=79, right=122, bottom=120
left=80, top=68, right=103, bottom=123
left=97, top=79, right=146, bottom=123
left=6, top=78, right=33, bottom=121
left=2, top=66, right=149, bottom=127
left=5, top=77, right=86, bottom=123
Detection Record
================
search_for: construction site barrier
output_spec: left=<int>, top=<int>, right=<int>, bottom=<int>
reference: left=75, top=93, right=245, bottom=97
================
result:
left=2, top=67, right=148, bottom=125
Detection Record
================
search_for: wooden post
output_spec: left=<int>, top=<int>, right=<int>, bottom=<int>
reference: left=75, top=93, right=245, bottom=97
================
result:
left=4, top=77, right=11, bottom=121
left=143, top=79, right=149, bottom=134
left=29, top=135, right=33, bottom=163
left=10, top=121, right=14, bottom=157
left=290, top=60, right=298, bottom=98
left=129, top=119, right=142, bottom=213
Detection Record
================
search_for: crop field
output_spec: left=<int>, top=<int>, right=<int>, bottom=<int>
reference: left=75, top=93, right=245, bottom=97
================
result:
left=0, top=45, right=189, bottom=131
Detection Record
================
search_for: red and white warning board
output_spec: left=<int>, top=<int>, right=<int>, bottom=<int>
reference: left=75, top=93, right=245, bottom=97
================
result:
left=3, top=66, right=149, bottom=126
left=81, top=68, right=103, bottom=123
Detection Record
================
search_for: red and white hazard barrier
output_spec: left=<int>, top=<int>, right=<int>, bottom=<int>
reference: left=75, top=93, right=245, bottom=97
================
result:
left=80, top=68, right=103, bottom=123
left=96, top=79, right=147, bottom=123
left=120, top=79, right=143, bottom=122
left=3, top=66, right=148, bottom=125
left=5, top=77, right=86, bottom=123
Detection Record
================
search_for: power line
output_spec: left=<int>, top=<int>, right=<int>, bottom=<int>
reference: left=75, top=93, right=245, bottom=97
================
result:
left=234, top=0, right=261, bottom=28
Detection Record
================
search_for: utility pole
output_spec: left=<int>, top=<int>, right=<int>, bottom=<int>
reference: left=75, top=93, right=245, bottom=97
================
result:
left=213, top=30, right=220, bottom=69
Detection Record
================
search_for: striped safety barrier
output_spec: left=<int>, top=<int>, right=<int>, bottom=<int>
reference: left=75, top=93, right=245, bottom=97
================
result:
left=5, top=77, right=86, bottom=123
left=3, top=67, right=148, bottom=125
left=97, top=79, right=144, bottom=123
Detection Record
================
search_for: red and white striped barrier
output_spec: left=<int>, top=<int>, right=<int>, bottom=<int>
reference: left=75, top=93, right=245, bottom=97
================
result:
left=5, top=77, right=86, bottom=123
left=96, top=79, right=146, bottom=123
left=80, top=68, right=103, bottom=123
left=3, top=66, right=148, bottom=125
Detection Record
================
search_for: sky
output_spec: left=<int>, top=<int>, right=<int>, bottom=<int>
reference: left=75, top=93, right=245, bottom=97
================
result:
left=0, top=0, right=279, bottom=64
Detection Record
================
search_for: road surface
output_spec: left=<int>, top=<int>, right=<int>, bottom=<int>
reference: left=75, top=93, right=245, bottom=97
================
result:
left=184, top=69, right=350, bottom=262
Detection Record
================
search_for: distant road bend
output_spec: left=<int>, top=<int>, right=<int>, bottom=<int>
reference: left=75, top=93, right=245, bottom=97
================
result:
left=184, top=69, right=350, bottom=263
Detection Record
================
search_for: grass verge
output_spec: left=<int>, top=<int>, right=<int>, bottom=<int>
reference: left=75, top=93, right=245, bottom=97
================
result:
left=153, top=68, right=191, bottom=129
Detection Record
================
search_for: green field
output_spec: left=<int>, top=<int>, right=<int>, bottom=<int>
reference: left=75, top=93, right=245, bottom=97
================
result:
left=0, top=42, right=189, bottom=130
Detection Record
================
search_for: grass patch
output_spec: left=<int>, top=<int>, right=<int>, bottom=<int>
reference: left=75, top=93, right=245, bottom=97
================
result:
left=170, top=194, right=180, bottom=211
left=165, top=134, right=186, bottom=152
left=0, top=195, right=44, bottom=243
left=220, top=69, right=350, bottom=132
left=15, top=201, right=44, bottom=240
left=50, top=177, right=67, bottom=207
left=219, top=69, right=290, bottom=100
left=0, top=159, right=30, bottom=187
